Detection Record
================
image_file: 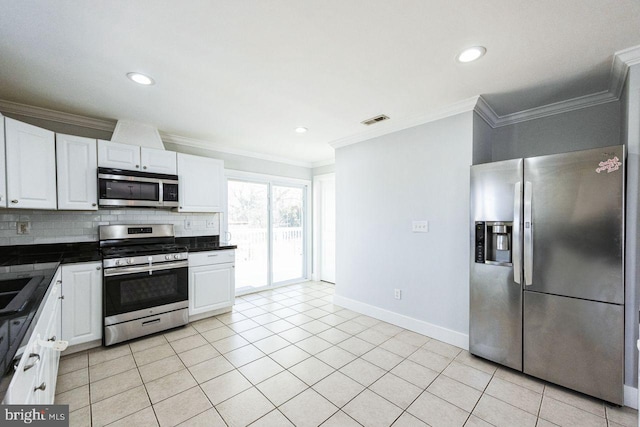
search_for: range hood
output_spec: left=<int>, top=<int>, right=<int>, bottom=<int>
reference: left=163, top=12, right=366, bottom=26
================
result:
left=110, top=120, right=166, bottom=150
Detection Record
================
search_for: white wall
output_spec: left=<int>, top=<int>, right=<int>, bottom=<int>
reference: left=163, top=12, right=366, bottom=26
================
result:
left=335, top=112, right=473, bottom=347
left=472, top=112, right=493, bottom=165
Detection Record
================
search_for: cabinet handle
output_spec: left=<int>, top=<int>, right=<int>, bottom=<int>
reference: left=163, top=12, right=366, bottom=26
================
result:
left=34, top=382, right=46, bottom=392
left=96, top=266, right=101, bottom=270
left=207, top=254, right=219, bottom=257
left=11, top=200, right=18, bottom=204
left=23, top=353, right=41, bottom=371
left=135, top=164, right=140, bottom=168
left=143, top=166, right=147, bottom=170
left=48, top=335, right=56, bottom=342
left=56, top=280, right=62, bottom=284
left=59, top=296, right=64, bottom=300
left=92, top=203, right=97, bottom=207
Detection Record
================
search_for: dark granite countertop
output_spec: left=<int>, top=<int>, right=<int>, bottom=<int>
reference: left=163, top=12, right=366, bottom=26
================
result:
left=0, top=242, right=101, bottom=267
left=176, top=236, right=237, bottom=252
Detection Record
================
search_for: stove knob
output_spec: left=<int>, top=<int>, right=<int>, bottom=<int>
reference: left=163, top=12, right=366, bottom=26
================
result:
left=165, top=255, right=171, bottom=260
left=127, top=258, right=134, bottom=265
left=174, top=254, right=181, bottom=259
left=115, top=260, right=122, bottom=266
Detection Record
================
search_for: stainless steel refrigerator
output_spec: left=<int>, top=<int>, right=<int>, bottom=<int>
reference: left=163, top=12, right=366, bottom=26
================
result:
left=469, top=145, right=624, bottom=404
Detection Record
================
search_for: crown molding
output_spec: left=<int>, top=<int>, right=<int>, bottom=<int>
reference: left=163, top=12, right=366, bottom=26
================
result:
left=0, top=98, right=317, bottom=169
left=160, top=132, right=314, bottom=168
left=0, top=99, right=116, bottom=131
left=477, top=90, right=617, bottom=129
left=473, top=96, right=500, bottom=128
left=610, top=44, right=640, bottom=98
left=329, top=96, right=480, bottom=149
left=311, top=158, right=335, bottom=168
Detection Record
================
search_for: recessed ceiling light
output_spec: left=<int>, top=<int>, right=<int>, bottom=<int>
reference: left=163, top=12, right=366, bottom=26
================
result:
left=127, top=72, right=155, bottom=85
left=456, top=46, right=486, bottom=63
left=295, top=127, right=308, bottom=133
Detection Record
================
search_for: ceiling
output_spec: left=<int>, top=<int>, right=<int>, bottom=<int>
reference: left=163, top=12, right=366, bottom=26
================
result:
left=0, top=1, right=639, bottom=166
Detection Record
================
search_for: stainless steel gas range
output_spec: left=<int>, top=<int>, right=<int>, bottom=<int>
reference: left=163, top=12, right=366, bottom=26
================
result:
left=100, top=224, right=188, bottom=346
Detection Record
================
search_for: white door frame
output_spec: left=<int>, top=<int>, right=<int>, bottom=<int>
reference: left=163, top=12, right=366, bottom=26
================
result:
left=313, top=173, right=335, bottom=282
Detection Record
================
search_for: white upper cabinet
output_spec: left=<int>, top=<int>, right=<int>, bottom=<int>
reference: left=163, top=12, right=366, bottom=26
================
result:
left=5, top=118, right=57, bottom=209
left=97, top=140, right=141, bottom=170
left=177, top=153, right=224, bottom=212
left=0, top=114, right=7, bottom=208
left=98, top=141, right=176, bottom=175
left=56, top=134, right=98, bottom=210
left=140, top=147, right=177, bottom=174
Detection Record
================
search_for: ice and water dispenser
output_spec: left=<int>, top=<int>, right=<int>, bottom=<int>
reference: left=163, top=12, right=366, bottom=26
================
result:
left=474, top=221, right=513, bottom=265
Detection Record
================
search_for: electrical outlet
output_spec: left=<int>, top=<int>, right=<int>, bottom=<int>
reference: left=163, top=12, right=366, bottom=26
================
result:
left=412, top=220, right=429, bottom=233
left=206, top=219, right=216, bottom=228
left=16, top=221, right=30, bottom=235
left=394, top=289, right=402, bottom=300
left=184, top=219, right=192, bottom=230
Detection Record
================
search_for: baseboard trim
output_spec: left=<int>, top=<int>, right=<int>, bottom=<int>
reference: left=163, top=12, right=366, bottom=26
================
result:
left=333, top=294, right=469, bottom=350
left=624, top=385, right=638, bottom=409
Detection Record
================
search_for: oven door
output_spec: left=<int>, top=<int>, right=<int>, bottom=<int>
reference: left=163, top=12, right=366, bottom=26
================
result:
left=103, top=261, right=188, bottom=325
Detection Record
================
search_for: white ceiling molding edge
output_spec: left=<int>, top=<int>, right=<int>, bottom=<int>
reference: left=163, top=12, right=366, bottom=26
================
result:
left=477, top=44, right=640, bottom=129
left=0, top=99, right=116, bottom=131
left=0, top=98, right=317, bottom=169
left=311, top=158, right=335, bottom=168
left=328, top=96, right=480, bottom=149
left=476, top=91, right=617, bottom=129
left=159, top=132, right=315, bottom=168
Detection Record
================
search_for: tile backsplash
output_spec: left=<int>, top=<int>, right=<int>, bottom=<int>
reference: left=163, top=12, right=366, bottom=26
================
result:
left=0, top=209, right=220, bottom=246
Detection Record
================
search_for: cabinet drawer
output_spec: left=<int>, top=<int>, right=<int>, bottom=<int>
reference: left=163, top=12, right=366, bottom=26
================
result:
left=188, top=250, right=235, bottom=267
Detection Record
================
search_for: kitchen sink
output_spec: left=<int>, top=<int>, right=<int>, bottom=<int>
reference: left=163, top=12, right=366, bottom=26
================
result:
left=0, top=276, right=43, bottom=315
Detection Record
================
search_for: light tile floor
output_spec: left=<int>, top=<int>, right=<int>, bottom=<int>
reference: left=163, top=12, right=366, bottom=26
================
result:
left=55, top=281, right=638, bottom=427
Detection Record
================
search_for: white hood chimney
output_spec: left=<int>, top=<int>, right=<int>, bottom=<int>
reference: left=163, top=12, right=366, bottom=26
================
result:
left=110, top=120, right=165, bottom=150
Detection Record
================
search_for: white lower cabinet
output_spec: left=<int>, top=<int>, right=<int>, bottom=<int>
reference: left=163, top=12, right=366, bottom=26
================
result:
left=3, top=269, right=62, bottom=404
left=189, top=250, right=235, bottom=316
left=61, top=262, right=103, bottom=346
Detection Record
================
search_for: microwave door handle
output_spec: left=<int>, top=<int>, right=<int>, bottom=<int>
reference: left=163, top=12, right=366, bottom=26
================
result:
left=512, top=182, right=522, bottom=285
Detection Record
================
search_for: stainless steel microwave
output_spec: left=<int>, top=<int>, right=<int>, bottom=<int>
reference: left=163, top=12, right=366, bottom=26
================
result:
left=98, top=168, right=179, bottom=208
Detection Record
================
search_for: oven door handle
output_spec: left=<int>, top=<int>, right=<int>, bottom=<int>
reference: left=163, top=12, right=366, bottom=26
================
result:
left=103, top=261, right=188, bottom=277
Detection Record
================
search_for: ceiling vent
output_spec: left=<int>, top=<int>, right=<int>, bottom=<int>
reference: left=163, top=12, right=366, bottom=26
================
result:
left=361, top=114, right=390, bottom=126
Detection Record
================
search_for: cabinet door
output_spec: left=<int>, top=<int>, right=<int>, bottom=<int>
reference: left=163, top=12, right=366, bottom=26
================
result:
left=141, top=147, right=177, bottom=174
left=0, top=114, right=7, bottom=208
left=5, top=118, right=57, bottom=209
left=177, top=153, right=224, bottom=212
left=56, top=134, right=98, bottom=210
left=3, top=270, right=61, bottom=404
left=61, top=262, right=103, bottom=346
left=189, top=263, right=234, bottom=315
left=97, top=140, right=141, bottom=171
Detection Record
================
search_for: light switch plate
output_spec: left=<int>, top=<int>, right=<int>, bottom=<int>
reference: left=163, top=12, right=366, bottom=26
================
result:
left=412, top=220, right=428, bottom=233
left=184, top=219, right=192, bottom=230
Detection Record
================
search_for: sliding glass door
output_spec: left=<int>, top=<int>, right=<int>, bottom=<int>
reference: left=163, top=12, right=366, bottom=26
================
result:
left=228, top=177, right=308, bottom=293
left=227, top=181, right=269, bottom=290
left=272, top=185, right=304, bottom=283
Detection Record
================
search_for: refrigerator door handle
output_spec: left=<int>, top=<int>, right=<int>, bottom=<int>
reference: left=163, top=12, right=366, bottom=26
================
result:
left=524, top=181, right=533, bottom=286
left=513, top=181, right=522, bottom=284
